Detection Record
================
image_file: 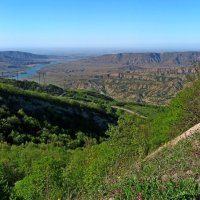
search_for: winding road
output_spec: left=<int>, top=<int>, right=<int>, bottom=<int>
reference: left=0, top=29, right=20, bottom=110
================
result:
left=111, top=106, right=147, bottom=119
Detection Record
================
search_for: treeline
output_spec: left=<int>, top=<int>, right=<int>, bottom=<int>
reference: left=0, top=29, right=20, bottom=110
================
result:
left=0, top=81, right=117, bottom=147
left=0, top=79, right=116, bottom=116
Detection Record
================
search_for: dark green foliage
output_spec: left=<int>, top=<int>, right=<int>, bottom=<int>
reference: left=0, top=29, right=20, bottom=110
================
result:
left=0, top=82, right=116, bottom=146
left=0, top=177, right=11, bottom=200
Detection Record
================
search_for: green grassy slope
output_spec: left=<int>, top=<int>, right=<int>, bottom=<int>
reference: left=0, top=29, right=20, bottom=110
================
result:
left=107, top=132, right=200, bottom=199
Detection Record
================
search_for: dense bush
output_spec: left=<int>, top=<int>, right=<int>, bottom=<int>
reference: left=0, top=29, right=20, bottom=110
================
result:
left=0, top=82, right=117, bottom=146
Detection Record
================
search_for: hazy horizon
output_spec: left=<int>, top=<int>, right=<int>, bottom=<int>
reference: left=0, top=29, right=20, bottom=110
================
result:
left=1, top=47, right=200, bottom=56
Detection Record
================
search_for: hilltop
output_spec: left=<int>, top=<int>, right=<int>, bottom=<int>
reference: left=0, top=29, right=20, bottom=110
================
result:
left=45, top=51, right=200, bottom=70
left=0, top=51, right=49, bottom=66
left=79, top=51, right=200, bottom=68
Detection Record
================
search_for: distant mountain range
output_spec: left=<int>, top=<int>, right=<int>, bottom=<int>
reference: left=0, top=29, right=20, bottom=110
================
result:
left=0, top=51, right=50, bottom=66
left=41, top=51, right=200, bottom=104
left=1, top=51, right=200, bottom=68
left=89, top=51, right=200, bottom=69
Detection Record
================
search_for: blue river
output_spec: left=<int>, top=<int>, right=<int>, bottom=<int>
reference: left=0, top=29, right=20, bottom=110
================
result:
left=12, top=63, right=49, bottom=80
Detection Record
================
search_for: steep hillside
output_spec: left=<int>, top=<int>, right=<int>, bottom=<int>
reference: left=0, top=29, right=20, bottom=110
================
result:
left=0, top=80, right=116, bottom=147
left=107, top=132, right=200, bottom=199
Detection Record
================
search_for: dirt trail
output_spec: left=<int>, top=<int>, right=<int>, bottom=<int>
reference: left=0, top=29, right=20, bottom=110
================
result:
left=112, top=106, right=200, bottom=162
left=143, top=123, right=200, bottom=161
left=111, top=106, right=147, bottom=119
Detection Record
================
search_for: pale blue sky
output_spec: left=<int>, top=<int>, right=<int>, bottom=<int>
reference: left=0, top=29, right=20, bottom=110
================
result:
left=0, top=0, right=200, bottom=51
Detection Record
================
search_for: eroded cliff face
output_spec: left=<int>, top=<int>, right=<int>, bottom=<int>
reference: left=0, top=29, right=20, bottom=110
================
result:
left=31, top=52, right=200, bottom=105
left=62, top=67, right=189, bottom=105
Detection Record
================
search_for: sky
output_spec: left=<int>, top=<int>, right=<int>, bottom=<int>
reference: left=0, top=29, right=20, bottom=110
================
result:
left=0, top=0, right=200, bottom=52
